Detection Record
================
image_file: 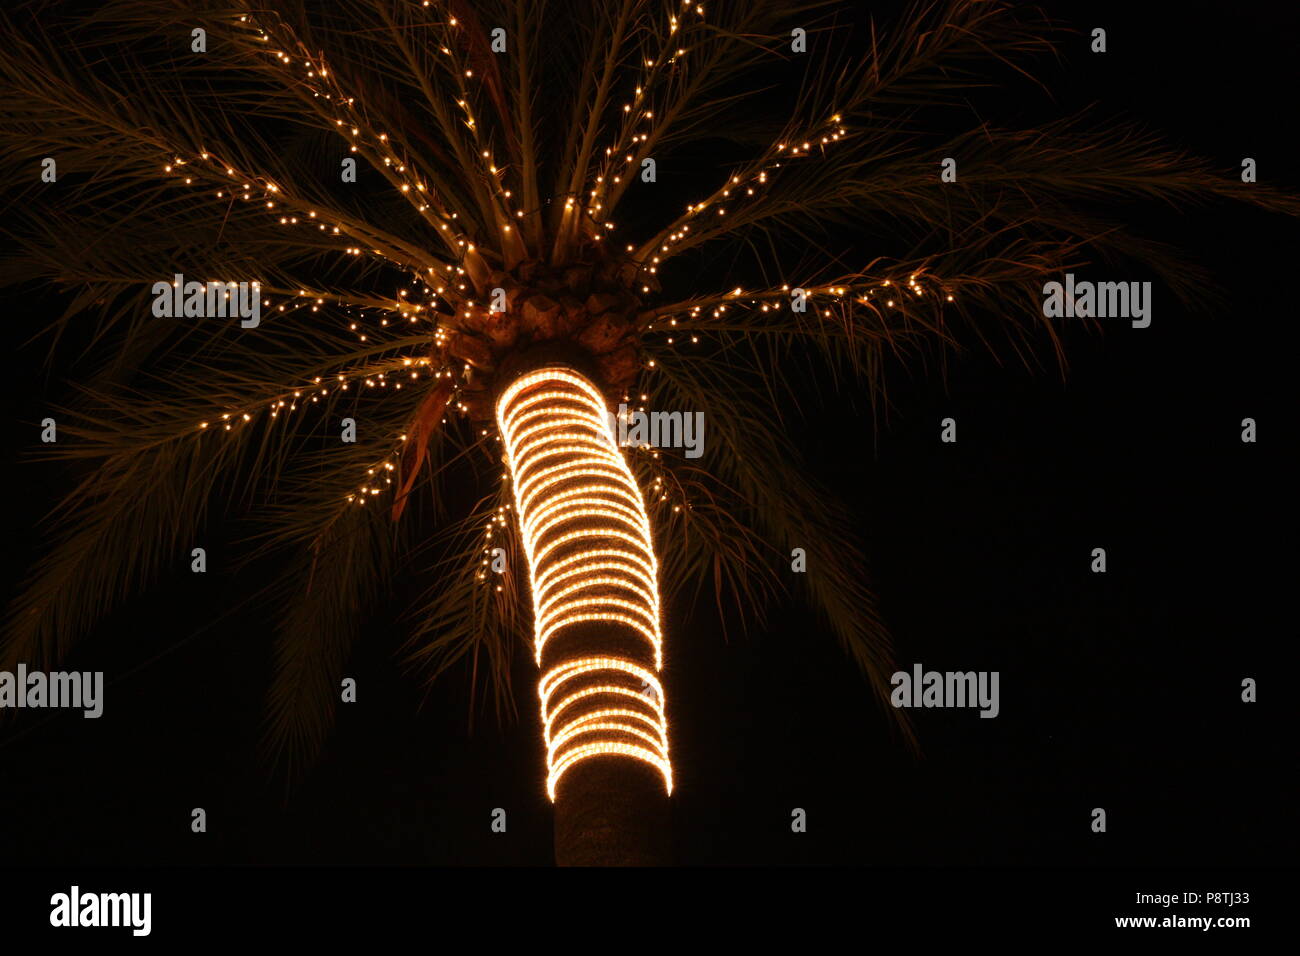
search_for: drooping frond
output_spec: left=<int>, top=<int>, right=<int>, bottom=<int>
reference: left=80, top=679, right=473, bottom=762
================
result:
left=646, top=349, right=917, bottom=749
left=402, top=483, right=528, bottom=728
left=261, top=494, right=397, bottom=779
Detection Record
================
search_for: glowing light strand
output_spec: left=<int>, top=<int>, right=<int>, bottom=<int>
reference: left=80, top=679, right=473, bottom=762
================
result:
left=498, top=368, right=671, bottom=799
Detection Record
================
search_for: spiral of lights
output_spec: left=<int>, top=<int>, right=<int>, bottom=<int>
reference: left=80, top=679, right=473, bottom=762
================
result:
left=496, top=367, right=671, bottom=800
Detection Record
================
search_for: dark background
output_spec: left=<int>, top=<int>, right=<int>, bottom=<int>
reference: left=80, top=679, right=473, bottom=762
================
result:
left=1, top=0, right=1294, bottom=869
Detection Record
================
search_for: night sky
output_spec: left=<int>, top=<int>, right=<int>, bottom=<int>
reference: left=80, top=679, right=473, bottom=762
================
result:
left=0, top=0, right=1293, bottom=902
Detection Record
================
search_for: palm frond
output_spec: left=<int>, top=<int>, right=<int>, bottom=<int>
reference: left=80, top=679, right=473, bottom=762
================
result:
left=648, top=351, right=918, bottom=750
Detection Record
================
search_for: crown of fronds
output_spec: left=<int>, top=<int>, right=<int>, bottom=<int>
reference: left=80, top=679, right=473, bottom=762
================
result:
left=2, top=0, right=1295, bottom=774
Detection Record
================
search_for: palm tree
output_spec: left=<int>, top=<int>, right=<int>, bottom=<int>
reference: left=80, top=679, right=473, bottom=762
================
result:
left=2, top=0, right=1294, bottom=865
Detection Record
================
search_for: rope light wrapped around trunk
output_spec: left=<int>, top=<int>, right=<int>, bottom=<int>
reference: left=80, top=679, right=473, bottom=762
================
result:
left=496, top=366, right=672, bottom=800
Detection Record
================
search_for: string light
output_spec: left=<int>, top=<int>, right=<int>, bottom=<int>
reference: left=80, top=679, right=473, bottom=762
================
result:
left=497, top=368, right=671, bottom=800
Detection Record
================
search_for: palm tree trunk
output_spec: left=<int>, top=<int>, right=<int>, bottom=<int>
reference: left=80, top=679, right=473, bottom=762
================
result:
left=495, top=364, right=672, bottom=866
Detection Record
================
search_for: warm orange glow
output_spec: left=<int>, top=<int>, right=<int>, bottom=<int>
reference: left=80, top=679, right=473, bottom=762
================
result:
left=497, top=367, right=671, bottom=800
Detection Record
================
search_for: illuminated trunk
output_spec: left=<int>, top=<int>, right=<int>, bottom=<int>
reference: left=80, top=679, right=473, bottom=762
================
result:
left=496, top=364, right=672, bottom=866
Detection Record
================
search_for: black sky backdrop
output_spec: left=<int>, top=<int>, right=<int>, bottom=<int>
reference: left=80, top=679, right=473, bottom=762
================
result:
left=1, top=0, right=1294, bottom=869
